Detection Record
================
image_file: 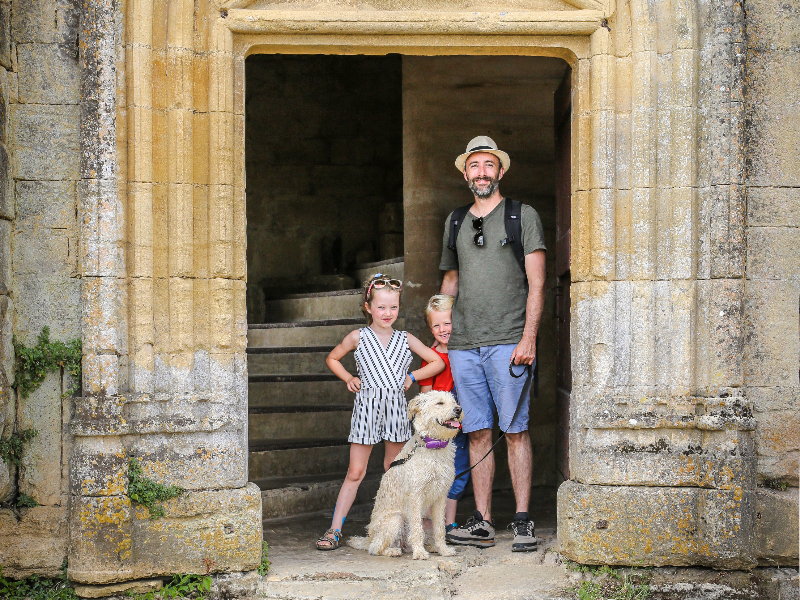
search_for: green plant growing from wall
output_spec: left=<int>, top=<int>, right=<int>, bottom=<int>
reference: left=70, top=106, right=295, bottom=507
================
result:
left=13, top=327, right=81, bottom=399
left=0, top=429, right=37, bottom=466
left=0, top=564, right=77, bottom=600
left=258, top=541, right=270, bottom=576
left=127, top=574, right=212, bottom=600
left=762, top=477, right=790, bottom=491
left=127, top=458, right=185, bottom=519
left=0, top=429, right=41, bottom=508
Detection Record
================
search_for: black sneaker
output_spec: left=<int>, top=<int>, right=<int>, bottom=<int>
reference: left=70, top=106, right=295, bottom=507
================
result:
left=445, top=510, right=495, bottom=547
left=508, top=515, right=539, bottom=552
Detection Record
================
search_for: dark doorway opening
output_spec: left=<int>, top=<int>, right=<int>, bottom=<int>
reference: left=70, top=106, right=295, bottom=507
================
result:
left=244, top=54, right=572, bottom=527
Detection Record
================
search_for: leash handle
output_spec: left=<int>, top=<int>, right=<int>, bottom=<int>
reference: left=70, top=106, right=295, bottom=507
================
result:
left=508, top=361, right=530, bottom=378
left=453, top=365, right=532, bottom=480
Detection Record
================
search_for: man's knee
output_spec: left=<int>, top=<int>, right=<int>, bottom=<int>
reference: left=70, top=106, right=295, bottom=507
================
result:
left=505, top=431, right=531, bottom=452
left=468, top=428, right=493, bottom=445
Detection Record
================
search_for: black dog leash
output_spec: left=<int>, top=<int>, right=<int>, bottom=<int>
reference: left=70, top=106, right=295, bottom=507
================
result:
left=453, top=362, right=533, bottom=480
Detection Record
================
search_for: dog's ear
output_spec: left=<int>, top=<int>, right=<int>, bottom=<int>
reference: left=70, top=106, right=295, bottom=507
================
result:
left=407, top=393, right=426, bottom=422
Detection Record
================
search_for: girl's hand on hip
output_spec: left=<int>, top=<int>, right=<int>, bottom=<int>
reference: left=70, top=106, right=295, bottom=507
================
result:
left=404, top=375, right=413, bottom=391
left=347, top=377, right=361, bottom=393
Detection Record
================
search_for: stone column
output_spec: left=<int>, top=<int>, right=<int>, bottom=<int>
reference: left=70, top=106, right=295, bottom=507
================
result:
left=557, top=0, right=762, bottom=569
left=68, top=0, right=261, bottom=585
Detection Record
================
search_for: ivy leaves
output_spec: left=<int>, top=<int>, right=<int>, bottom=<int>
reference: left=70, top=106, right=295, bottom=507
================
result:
left=128, top=458, right=185, bottom=519
left=12, top=327, right=81, bottom=399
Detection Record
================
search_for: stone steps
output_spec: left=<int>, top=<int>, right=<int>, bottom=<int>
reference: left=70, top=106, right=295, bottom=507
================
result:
left=249, top=441, right=384, bottom=480
left=249, top=379, right=352, bottom=408
left=248, top=261, right=403, bottom=521
left=351, top=257, right=405, bottom=285
left=248, top=318, right=363, bottom=346
left=263, top=289, right=363, bottom=323
left=259, top=473, right=381, bottom=521
left=246, top=346, right=356, bottom=376
left=249, top=408, right=352, bottom=442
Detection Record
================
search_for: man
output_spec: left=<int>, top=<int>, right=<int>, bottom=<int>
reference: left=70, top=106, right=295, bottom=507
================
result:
left=440, top=136, right=546, bottom=552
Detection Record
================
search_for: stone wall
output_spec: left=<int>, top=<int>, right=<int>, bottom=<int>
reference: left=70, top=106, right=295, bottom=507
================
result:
left=402, top=55, right=568, bottom=487
left=246, top=54, right=402, bottom=296
left=0, top=0, right=80, bottom=578
left=743, top=0, right=800, bottom=566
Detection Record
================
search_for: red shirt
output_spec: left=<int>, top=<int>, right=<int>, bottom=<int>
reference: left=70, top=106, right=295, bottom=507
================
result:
left=419, top=346, right=454, bottom=391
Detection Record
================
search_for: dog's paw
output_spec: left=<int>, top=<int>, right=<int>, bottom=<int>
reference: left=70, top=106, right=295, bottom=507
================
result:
left=412, top=549, right=431, bottom=560
left=437, top=546, right=456, bottom=557
left=383, top=547, right=402, bottom=557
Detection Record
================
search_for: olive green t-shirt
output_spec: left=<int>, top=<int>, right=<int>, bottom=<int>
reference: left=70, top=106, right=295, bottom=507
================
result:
left=439, top=201, right=546, bottom=350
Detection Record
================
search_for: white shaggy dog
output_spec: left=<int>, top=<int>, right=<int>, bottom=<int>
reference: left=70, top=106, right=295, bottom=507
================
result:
left=348, top=390, right=463, bottom=560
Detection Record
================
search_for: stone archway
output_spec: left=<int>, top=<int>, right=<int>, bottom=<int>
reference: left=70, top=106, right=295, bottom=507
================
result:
left=70, top=0, right=771, bottom=583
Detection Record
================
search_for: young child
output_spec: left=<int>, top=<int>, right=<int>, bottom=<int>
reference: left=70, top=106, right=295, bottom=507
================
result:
left=418, top=294, right=470, bottom=534
left=316, top=273, right=446, bottom=551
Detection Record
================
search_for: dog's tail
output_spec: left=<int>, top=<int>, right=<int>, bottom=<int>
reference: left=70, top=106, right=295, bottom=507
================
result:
left=346, top=536, right=370, bottom=551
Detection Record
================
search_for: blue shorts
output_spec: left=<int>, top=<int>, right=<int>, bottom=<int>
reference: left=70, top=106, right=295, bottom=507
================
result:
left=449, top=344, right=533, bottom=434
left=448, top=430, right=470, bottom=500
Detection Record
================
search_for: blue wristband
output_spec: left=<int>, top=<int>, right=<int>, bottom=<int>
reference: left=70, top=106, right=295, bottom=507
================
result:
left=408, top=372, right=416, bottom=383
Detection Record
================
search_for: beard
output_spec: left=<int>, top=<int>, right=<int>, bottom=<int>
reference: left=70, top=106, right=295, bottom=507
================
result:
left=468, top=174, right=500, bottom=199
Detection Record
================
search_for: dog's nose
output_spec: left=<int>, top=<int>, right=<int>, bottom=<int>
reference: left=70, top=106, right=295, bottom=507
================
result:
left=454, top=406, right=462, bottom=416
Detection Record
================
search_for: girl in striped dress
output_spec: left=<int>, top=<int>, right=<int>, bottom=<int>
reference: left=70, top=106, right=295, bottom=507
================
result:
left=316, top=273, right=446, bottom=550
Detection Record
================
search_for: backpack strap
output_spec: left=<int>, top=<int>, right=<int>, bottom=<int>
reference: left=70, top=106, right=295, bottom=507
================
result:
left=446, top=204, right=473, bottom=269
left=503, top=198, right=540, bottom=398
left=503, top=197, right=526, bottom=275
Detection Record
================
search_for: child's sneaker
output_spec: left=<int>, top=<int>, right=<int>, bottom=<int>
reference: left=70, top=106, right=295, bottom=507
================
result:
left=445, top=522, right=458, bottom=534
left=445, top=510, right=495, bottom=547
left=507, top=513, right=538, bottom=552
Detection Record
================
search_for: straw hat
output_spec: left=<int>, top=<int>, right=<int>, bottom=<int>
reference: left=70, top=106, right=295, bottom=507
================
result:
left=454, top=136, right=511, bottom=172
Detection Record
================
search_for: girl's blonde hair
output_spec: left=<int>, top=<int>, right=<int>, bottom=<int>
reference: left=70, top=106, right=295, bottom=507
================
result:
left=425, top=294, right=455, bottom=326
left=361, top=273, right=402, bottom=325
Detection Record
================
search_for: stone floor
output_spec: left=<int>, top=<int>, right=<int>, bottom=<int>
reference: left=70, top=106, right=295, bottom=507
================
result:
left=257, top=487, right=578, bottom=600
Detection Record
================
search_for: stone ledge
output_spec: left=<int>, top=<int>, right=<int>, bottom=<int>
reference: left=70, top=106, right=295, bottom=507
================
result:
left=557, top=481, right=758, bottom=569
left=74, top=578, right=162, bottom=599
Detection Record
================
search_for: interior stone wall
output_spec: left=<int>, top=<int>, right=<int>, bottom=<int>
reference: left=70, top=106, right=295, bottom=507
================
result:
left=743, top=0, right=800, bottom=565
left=245, top=54, right=402, bottom=295
left=0, top=0, right=80, bottom=578
left=402, top=55, right=568, bottom=488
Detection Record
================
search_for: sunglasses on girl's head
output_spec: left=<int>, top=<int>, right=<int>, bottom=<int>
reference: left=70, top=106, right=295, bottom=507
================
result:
left=472, top=217, right=485, bottom=247
left=367, top=277, right=402, bottom=297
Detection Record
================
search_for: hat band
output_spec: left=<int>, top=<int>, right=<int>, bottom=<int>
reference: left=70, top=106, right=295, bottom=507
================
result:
left=468, top=145, right=495, bottom=152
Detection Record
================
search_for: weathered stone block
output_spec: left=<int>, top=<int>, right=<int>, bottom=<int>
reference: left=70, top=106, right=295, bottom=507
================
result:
left=557, top=480, right=757, bottom=569
left=12, top=227, right=75, bottom=276
left=0, top=294, right=12, bottom=386
left=70, top=437, right=127, bottom=497
left=18, top=372, right=63, bottom=506
left=74, top=579, right=162, bottom=599
left=9, top=104, right=79, bottom=181
left=744, top=280, right=800, bottom=387
left=12, top=274, right=81, bottom=346
left=17, top=43, right=80, bottom=104
left=0, top=68, right=7, bottom=144
left=129, top=484, right=261, bottom=579
left=745, top=0, right=800, bottom=50
left=126, top=431, right=247, bottom=491
left=575, top=426, right=756, bottom=489
left=15, top=180, right=75, bottom=228
left=0, top=144, right=11, bottom=220
left=747, top=227, right=800, bottom=281
left=10, top=0, right=57, bottom=43
left=756, top=488, right=799, bottom=566
left=0, top=3, right=10, bottom=70
left=754, top=405, right=800, bottom=484
left=0, top=217, right=9, bottom=291
left=748, top=187, right=800, bottom=227
left=0, top=505, right=68, bottom=578
left=68, top=495, right=133, bottom=584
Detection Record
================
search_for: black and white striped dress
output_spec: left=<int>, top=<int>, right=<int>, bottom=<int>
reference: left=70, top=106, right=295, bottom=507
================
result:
left=349, top=327, right=413, bottom=445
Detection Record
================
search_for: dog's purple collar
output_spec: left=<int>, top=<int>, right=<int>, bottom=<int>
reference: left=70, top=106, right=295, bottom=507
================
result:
left=423, top=436, right=449, bottom=449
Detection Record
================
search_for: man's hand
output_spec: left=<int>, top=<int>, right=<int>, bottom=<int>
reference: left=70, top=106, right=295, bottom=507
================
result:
left=511, top=336, right=536, bottom=365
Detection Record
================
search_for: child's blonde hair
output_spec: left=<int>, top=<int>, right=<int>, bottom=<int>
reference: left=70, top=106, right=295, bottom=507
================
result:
left=361, top=273, right=402, bottom=325
left=425, top=294, right=455, bottom=327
